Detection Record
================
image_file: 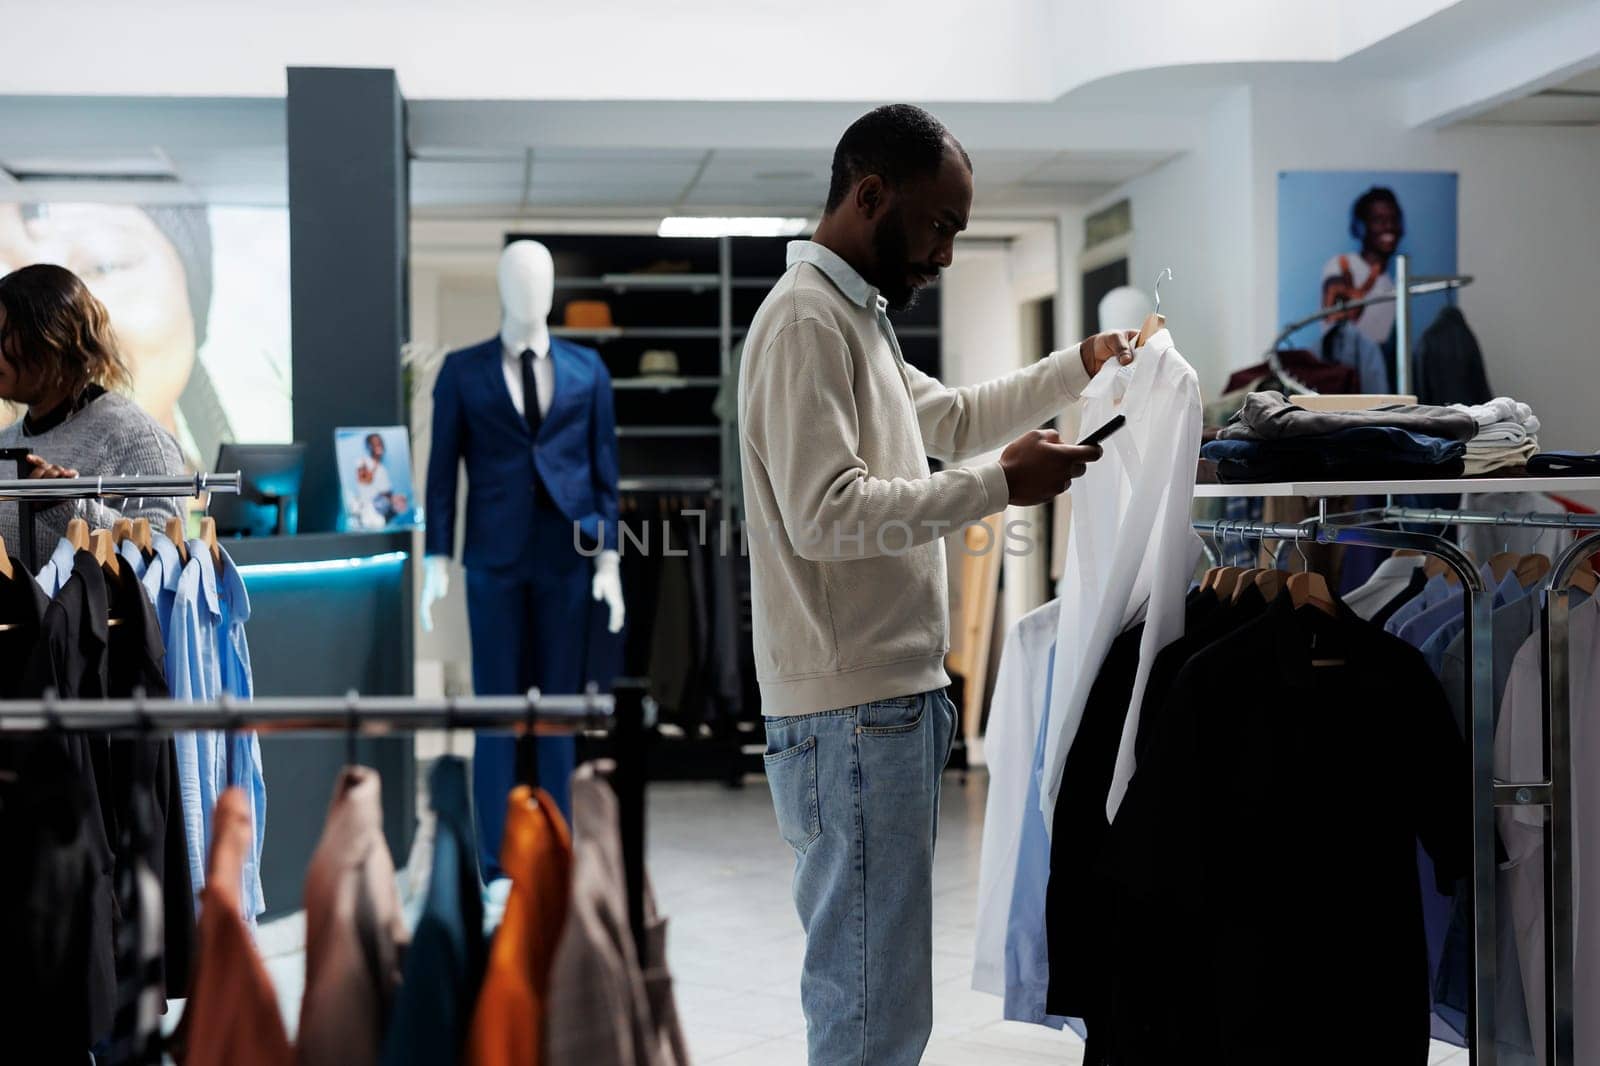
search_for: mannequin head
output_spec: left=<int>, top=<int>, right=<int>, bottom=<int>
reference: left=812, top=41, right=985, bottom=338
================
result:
left=498, top=240, right=555, bottom=328
left=1097, top=285, right=1155, bottom=332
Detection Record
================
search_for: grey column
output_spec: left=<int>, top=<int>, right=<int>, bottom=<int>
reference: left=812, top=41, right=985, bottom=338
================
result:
left=287, top=66, right=409, bottom=534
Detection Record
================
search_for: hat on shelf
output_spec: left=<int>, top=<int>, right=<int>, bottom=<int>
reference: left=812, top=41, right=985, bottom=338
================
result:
left=638, top=350, right=681, bottom=377
left=564, top=300, right=614, bottom=329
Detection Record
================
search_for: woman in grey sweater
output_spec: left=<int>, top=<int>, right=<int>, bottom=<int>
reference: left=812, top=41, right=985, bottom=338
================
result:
left=0, top=263, right=185, bottom=569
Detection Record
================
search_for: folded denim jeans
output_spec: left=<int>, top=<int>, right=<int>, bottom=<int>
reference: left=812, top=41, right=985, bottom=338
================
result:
left=1201, top=426, right=1466, bottom=484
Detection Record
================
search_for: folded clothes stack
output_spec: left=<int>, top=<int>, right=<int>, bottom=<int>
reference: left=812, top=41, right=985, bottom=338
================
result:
left=1200, top=390, right=1544, bottom=483
left=1450, top=397, right=1541, bottom=474
left=1527, top=451, right=1600, bottom=476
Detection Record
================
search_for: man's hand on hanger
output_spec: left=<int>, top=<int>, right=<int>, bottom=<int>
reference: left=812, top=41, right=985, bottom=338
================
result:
left=1079, top=329, right=1139, bottom=377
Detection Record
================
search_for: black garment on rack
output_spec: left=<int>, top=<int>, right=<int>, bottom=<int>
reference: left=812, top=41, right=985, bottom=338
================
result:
left=1412, top=307, right=1492, bottom=408
left=1130, top=584, right=1270, bottom=763
left=103, top=560, right=194, bottom=1003
left=1045, top=622, right=1143, bottom=1027
left=1096, top=594, right=1468, bottom=1066
left=0, top=559, right=118, bottom=1058
left=0, top=737, right=119, bottom=1061
left=1046, top=591, right=1233, bottom=1035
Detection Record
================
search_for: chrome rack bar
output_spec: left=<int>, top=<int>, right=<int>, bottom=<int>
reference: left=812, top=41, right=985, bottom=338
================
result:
left=0, top=471, right=240, bottom=502
left=1377, top=507, right=1600, bottom=532
left=0, top=691, right=614, bottom=735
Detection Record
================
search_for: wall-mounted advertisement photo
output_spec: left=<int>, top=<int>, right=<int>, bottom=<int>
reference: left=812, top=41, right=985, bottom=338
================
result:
left=335, top=425, right=419, bottom=530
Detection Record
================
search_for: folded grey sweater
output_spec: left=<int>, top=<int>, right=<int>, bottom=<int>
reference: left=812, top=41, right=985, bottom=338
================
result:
left=0, top=392, right=185, bottom=569
left=1216, top=390, right=1479, bottom=442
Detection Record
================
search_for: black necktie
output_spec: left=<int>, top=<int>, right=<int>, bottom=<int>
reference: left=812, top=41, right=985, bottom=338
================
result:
left=520, top=348, right=543, bottom=438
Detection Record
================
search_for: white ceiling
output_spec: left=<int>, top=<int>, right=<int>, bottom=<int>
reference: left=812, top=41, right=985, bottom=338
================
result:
left=1468, top=66, right=1600, bottom=126
left=0, top=0, right=1595, bottom=220
left=407, top=145, right=1165, bottom=215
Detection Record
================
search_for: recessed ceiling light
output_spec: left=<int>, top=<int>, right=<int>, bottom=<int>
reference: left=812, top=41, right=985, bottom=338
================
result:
left=658, top=216, right=808, bottom=238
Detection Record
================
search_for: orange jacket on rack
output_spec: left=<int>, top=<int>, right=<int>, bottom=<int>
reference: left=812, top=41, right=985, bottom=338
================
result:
left=466, top=785, right=573, bottom=1066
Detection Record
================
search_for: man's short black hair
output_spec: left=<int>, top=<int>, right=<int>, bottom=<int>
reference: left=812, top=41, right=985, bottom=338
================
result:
left=825, top=104, right=972, bottom=213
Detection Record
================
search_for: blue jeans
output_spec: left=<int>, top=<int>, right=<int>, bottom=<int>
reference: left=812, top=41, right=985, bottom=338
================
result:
left=763, top=689, right=958, bottom=1066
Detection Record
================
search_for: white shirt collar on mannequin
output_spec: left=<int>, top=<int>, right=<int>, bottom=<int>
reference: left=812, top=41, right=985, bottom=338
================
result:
left=501, top=321, right=551, bottom=362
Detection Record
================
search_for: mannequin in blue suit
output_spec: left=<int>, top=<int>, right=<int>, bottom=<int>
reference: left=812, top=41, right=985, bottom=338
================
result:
left=422, top=240, right=624, bottom=876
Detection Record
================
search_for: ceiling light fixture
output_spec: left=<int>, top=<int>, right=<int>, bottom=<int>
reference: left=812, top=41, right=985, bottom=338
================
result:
left=658, top=216, right=808, bottom=238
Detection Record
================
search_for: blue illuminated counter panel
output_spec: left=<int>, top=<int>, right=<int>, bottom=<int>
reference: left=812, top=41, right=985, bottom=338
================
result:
left=225, top=530, right=414, bottom=917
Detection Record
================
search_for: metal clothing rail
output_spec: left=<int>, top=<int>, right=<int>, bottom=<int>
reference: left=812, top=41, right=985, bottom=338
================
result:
left=1192, top=505, right=1592, bottom=1066
left=0, top=690, right=615, bottom=735
left=0, top=469, right=241, bottom=573
left=1263, top=256, right=1474, bottom=396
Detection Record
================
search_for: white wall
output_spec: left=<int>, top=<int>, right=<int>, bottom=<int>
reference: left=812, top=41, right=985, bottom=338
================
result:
left=1107, top=87, right=1256, bottom=395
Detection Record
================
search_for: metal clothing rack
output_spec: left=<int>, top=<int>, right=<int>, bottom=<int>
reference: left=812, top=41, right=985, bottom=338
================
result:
left=0, top=690, right=615, bottom=734
left=0, top=683, right=659, bottom=961
left=1192, top=497, right=1600, bottom=1066
left=1264, top=254, right=1474, bottom=396
left=0, top=469, right=241, bottom=570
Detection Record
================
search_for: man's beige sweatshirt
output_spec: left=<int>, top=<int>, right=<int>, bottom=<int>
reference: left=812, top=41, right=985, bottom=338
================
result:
left=738, top=241, right=1091, bottom=715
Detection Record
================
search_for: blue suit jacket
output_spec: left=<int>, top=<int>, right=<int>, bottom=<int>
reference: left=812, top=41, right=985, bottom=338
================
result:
left=425, top=336, right=619, bottom=569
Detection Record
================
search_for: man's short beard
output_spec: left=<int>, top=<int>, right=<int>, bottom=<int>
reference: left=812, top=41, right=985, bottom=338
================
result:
left=871, top=205, right=919, bottom=312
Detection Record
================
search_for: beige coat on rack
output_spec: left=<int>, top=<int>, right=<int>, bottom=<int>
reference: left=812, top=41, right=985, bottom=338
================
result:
left=947, top=514, right=1005, bottom=743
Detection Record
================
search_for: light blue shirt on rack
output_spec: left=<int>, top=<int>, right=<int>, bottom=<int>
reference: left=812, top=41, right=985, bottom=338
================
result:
left=160, top=538, right=265, bottom=921
left=1384, top=572, right=1453, bottom=637
left=118, top=539, right=147, bottom=583
left=33, top=536, right=78, bottom=598
left=1418, top=570, right=1528, bottom=676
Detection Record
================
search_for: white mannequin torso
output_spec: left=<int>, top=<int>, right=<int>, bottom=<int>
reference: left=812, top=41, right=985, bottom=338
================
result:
left=420, top=238, right=626, bottom=635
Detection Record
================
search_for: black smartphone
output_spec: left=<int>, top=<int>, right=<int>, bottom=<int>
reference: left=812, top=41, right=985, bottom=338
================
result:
left=1077, top=414, right=1127, bottom=448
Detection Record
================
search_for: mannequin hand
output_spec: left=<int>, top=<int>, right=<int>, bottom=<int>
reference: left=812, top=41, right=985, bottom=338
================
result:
left=1079, top=330, right=1138, bottom=377
left=593, top=550, right=626, bottom=634
left=420, top=556, right=451, bottom=633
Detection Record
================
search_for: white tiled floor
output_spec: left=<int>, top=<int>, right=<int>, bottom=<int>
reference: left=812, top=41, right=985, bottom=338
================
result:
left=248, top=766, right=1469, bottom=1064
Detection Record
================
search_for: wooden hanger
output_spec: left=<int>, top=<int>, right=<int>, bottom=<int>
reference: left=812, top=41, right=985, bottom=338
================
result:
left=111, top=517, right=134, bottom=545
left=1135, top=267, right=1173, bottom=348
left=0, top=532, right=12, bottom=581
left=199, top=516, right=222, bottom=574
left=66, top=517, right=90, bottom=552
left=1230, top=569, right=1264, bottom=604
left=1514, top=553, right=1552, bottom=590
left=1393, top=549, right=1423, bottom=559
left=1287, top=571, right=1337, bottom=617
left=1199, top=567, right=1223, bottom=591
left=165, top=516, right=189, bottom=565
left=131, top=517, right=154, bottom=554
left=1211, top=566, right=1246, bottom=601
left=91, top=529, right=120, bottom=577
left=1487, top=551, right=1521, bottom=584
left=1254, top=569, right=1287, bottom=601
left=1570, top=563, right=1598, bottom=596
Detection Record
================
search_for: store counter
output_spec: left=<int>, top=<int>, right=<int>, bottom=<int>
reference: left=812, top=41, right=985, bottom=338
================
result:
left=225, top=530, right=416, bottom=917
